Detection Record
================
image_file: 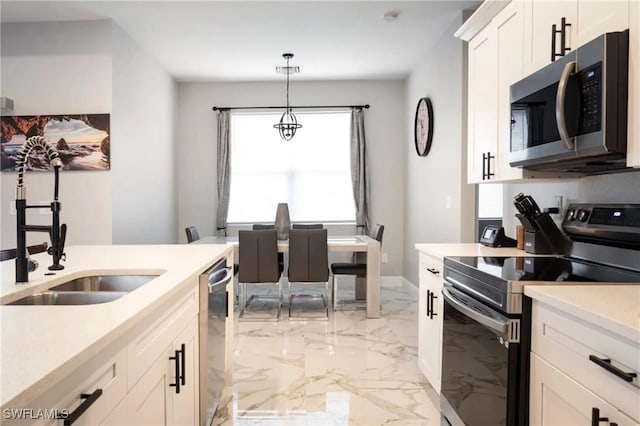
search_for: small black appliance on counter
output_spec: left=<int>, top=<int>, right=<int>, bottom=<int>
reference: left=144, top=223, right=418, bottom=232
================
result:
left=513, top=193, right=572, bottom=254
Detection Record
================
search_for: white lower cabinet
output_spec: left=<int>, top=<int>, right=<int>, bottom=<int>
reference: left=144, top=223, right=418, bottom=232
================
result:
left=7, top=284, right=200, bottom=426
left=531, top=354, right=637, bottom=426
left=417, top=252, right=444, bottom=394
left=530, top=301, right=640, bottom=425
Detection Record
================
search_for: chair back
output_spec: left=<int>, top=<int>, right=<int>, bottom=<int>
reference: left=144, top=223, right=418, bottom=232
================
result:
left=368, top=224, right=384, bottom=244
left=252, top=224, right=274, bottom=230
left=292, top=223, right=323, bottom=229
left=185, top=226, right=200, bottom=243
left=238, top=230, right=280, bottom=283
left=288, top=229, right=329, bottom=282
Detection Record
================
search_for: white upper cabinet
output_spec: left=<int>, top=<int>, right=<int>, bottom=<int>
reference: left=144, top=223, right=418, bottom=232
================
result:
left=468, top=24, right=498, bottom=183
left=523, top=0, right=577, bottom=74
left=496, top=1, right=526, bottom=181
left=462, top=0, right=639, bottom=179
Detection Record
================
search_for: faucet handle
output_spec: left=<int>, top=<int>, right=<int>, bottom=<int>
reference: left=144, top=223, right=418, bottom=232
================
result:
left=27, top=258, right=39, bottom=273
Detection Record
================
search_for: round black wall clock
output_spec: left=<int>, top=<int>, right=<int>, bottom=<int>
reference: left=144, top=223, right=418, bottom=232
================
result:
left=414, top=97, right=434, bottom=156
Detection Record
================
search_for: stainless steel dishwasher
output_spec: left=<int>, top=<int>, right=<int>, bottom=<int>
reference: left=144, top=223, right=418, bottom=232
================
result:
left=199, top=258, right=232, bottom=426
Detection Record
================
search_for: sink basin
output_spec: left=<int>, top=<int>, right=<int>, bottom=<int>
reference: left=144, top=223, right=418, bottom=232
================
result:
left=8, top=291, right=127, bottom=305
left=49, top=274, right=159, bottom=292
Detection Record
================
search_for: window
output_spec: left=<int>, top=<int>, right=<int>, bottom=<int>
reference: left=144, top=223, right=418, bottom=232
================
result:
left=227, top=111, right=355, bottom=223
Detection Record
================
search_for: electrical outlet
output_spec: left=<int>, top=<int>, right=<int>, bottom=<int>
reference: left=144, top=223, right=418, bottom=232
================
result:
left=382, top=253, right=388, bottom=263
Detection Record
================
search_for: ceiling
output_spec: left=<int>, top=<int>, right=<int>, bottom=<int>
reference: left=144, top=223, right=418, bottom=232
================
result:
left=1, top=1, right=478, bottom=82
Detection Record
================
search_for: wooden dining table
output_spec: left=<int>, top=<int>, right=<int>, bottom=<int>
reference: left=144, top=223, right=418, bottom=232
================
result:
left=195, top=235, right=381, bottom=318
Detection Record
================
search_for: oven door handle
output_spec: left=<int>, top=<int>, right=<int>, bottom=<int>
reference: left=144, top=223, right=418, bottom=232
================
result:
left=556, top=60, right=577, bottom=151
left=442, top=286, right=509, bottom=335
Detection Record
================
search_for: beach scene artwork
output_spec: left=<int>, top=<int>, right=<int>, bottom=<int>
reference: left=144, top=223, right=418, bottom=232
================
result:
left=1, top=114, right=110, bottom=171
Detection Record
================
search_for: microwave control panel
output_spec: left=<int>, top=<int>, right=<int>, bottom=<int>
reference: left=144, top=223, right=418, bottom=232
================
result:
left=578, top=63, right=602, bottom=134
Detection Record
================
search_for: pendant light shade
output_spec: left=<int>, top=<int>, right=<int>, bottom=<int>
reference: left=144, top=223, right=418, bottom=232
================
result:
left=273, top=53, right=302, bottom=141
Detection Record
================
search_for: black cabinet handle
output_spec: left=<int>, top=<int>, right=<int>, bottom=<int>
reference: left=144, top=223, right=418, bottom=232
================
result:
left=429, top=291, right=438, bottom=319
left=610, top=423, right=618, bottom=426
left=170, top=349, right=181, bottom=394
left=486, top=152, right=495, bottom=179
left=591, top=407, right=609, bottom=426
left=426, top=289, right=432, bottom=317
left=180, top=343, right=186, bottom=386
left=551, top=23, right=559, bottom=61
left=426, top=267, right=440, bottom=276
left=560, top=17, right=571, bottom=55
left=62, top=388, right=103, bottom=425
left=589, top=355, right=637, bottom=383
left=481, top=152, right=487, bottom=180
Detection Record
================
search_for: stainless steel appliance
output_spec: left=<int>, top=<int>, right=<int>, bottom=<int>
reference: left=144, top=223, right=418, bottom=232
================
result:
left=199, top=258, right=233, bottom=426
left=440, top=203, right=640, bottom=426
left=510, top=30, right=629, bottom=173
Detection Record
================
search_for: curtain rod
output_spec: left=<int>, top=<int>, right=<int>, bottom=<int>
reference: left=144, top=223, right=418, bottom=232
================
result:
left=212, top=104, right=370, bottom=111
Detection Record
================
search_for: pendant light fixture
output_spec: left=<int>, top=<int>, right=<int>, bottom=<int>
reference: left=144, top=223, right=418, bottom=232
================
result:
left=273, top=53, right=302, bottom=141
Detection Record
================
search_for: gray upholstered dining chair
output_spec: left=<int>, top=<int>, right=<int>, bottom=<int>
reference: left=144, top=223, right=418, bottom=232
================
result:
left=292, top=223, right=323, bottom=229
left=252, top=224, right=284, bottom=273
left=287, top=228, right=330, bottom=320
left=238, top=229, right=282, bottom=321
left=185, top=226, right=200, bottom=243
left=330, top=224, right=384, bottom=311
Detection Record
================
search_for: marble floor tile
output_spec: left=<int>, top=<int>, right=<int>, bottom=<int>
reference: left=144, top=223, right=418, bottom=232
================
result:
left=214, top=280, right=440, bottom=425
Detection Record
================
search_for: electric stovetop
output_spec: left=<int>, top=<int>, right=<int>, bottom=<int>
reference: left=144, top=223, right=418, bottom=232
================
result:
left=445, top=255, right=640, bottom=286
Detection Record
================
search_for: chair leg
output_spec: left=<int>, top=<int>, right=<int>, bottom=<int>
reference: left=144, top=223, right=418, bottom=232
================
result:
left=332, top=275, right=338, bottom=311
left=324, top=280, right=329, bottom=318
left=288, top=279, right=292, bottom=318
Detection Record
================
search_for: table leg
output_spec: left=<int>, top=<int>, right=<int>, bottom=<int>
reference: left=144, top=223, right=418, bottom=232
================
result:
left=366, top=239, right=381, bottom=318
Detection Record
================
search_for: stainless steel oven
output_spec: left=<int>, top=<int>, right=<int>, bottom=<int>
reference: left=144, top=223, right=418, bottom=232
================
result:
left=440, top=203, right=640, bottom=426
left=509, top=30, right=629, bottom=173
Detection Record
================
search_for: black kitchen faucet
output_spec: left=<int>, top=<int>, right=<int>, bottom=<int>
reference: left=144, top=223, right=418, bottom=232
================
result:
left=15, top=136, right=67, bottom=283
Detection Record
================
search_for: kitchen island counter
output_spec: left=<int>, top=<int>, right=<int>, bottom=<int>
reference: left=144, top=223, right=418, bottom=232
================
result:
left=0, top=244, right=231, bottom=410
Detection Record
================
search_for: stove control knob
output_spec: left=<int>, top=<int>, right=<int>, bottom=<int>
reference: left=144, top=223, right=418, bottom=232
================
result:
left=565, top=209, right=576, bottom=221
left=577, top=209, right=590, bottom=222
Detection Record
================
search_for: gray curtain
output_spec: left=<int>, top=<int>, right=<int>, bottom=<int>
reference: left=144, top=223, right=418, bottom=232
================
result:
left=216, top=110, right=231, bottom=235
left=350, top=107, right=370, bottom=235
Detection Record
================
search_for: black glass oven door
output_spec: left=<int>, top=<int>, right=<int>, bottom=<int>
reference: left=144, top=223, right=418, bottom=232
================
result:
left=440, top=286, right=520, bottom=426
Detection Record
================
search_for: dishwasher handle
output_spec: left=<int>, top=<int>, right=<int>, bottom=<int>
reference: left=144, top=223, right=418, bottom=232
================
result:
left=207, top=267, right=233, bottom=292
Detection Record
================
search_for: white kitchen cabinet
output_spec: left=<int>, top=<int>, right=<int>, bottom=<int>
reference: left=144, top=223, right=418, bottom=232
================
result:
left=531, top=354, right=638, bottom=426
left=530, top=301, right=640, bottom=424
left=12, top=346, right=128, bottom=426
left=417, top=252, right=444, bottom=394
left=524, top=0, right=629, bottom=74
left=467, top=22, right=498, bottom=184
left=468, top=1, right=529, bottom=183
left=128, top=316, right=199, bottom=426
left=495, top=1, right=526, bottom=181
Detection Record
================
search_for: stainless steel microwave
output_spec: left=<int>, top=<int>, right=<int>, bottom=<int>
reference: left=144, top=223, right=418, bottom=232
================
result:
left=510, top=30, right=629, bottom=173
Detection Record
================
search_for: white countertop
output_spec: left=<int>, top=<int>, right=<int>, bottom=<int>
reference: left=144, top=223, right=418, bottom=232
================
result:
left=525, top=285, right=640, bottom=343
left=415, top=242, right=533, bottom=258
left=0, top=244, right=231, bottom=409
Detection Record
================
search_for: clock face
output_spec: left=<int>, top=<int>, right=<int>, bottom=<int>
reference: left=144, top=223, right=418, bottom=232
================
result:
left=414, top=97, right=433, bottom=157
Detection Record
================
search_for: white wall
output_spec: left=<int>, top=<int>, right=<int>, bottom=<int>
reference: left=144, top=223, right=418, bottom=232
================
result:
left=502, top=171, right=640, bottom=236
left=403, top=14, right=476, bottom=285
left=1, top=20, right=113, bottom=249
left=111, top=24, right=178, bottom=244
left=1, top=20, right=178, bottom=250
left=176, top=80, right=405, bottom=275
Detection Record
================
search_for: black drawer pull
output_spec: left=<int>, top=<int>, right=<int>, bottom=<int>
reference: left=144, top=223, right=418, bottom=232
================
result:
left=180, top=343, right=186, bottom=386
left=591, top=407, right=608, bottom=426
left=170, top=349, right=181, bottom=393
left=426, top=267, right=440, bottom=276
left=62, top=388, right=103, bottom=425
left=589, top=355, right=637, bottom=382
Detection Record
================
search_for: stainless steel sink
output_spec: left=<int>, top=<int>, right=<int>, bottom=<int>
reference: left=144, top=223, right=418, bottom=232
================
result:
left=49, top=274, right=159, bottom=292
left=8, top=291, right=127, bottom=305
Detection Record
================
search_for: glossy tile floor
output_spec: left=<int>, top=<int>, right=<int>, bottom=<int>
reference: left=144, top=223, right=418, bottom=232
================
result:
left=213, top=280, right=442, bottom=425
